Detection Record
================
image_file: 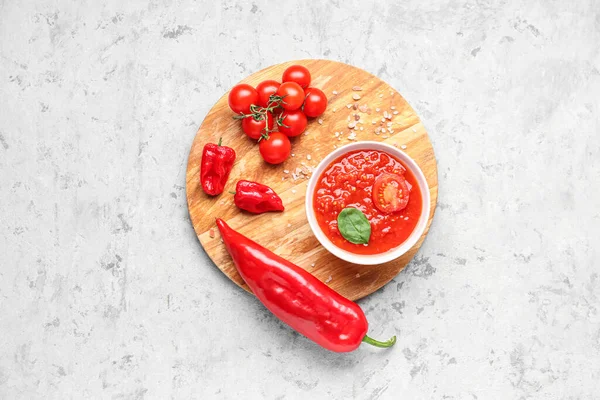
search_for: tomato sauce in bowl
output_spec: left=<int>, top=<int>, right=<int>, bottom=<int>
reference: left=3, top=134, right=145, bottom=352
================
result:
left=313, top=149, right=423, bottom=255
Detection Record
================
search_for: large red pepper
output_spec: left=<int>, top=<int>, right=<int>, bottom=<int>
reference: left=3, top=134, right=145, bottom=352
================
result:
left=233, top=180, right=284, bottom=214
left=215, top=218, right=396, bottom=353
left=200, top=138, right=236, bottom=196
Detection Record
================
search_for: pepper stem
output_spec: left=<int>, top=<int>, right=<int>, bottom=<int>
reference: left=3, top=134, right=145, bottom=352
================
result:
left=218, top=137, right=223, bottom=146
left=362, top=334, right=397, bottom=348
left=228, top=190, right=236, bottom=195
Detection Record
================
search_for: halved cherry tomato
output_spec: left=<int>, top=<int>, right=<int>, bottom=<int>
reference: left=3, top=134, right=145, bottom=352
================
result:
left=278, top=110, right=307, bottom=137
left=256, top=80, right=281, bottom=108
left=303, top=87, right=327, bottom=118
left=229, top=84, right=258, bottom=114
left=372, top=173, right=410, bottom=213
left=259, top=132, right=291, bottom=164
left=242, top=112, right=273, bottom=140
left=277, top=82, right=305, bottom=111
left=282, top=65, right=311, bottom=89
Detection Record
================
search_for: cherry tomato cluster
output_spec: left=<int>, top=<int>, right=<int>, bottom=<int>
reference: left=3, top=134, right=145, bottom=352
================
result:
left=227, top=65, right=328, bottom=165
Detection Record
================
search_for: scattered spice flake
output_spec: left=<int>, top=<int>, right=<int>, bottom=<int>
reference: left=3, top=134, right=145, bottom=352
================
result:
left=360, top=126, right=364, bottom=131
left=355, top=273, right=360, bottom=278
left=352, top=86, right=362, bottom=91
left=306, top=155, right=312, bottom=160
left=352, top=104, right=358, bottom=110
left=352, top=93, right=361, bottom=100
left=348, top=121, right=356, bottom=129
left=283, top=169, right=289, bottom=174
left=334, top=131, right=340, bottom=137
left=348, top=132, right=357, bottom=141
left=379, top=93, right=383, bottom=98
left=209, top=228, right=215, bottom=238
left=371, top=120, right=376, bottom=125
left=412, top=127, right=417, bottom=133
left=404, top=216, right=409, bottom=220
left=382, top=135, right=389, bottom=139
left=358, top=104, right=368, bottom=113
left=346, top=104, right=353, bottom=109
left=325, top=275, right=333, bottom=283
left=391, top=106, right=396, bottom=110
left=393, top=111, right=399, bottom=115
left=318, top=119, right=323, bottom=125
left=332, top=108, right=337, bottom=113
left=376, top=108, right=381, bottom=112
left=292, top=189, right=297, bottom=194
left=333, top=144, right=337, bottom=148
left=401, top=144, right=407, bottom=149
left=311, top=263, right=315, bottom=267
left=287, top=223, right=292, bottom=228
left=291, top=153, right=295, bottom=157
left=387, top=122, right=393, bottom=127
left=390, top=91, right=394, bottom=96
left=333, top=90, right=338, bottom=95
left=354, top=114, right=360, bottom=121
left=300, top=164, right=313, bottom=175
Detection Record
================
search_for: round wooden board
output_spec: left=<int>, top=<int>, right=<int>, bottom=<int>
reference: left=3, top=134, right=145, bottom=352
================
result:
left=186, top=59, right=438, bottom=301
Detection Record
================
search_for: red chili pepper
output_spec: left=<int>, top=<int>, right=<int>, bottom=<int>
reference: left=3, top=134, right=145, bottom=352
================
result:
left=233, top=180, right=284, bottom=214
left=200, top=138, right=236, bottom=196
left=215, top=218, right=396, bottom=353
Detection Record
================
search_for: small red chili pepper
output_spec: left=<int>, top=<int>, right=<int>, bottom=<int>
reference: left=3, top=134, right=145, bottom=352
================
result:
left=215, top=218, right=396, bottom=353
left=232, top=180, right=284, bottom=214
left=200, top=138, right=236, bottom=196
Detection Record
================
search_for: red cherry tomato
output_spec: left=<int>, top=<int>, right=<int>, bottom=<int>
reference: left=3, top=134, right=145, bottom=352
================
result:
left=278, top=110, right=307, bottom=137
left=277, top=82, right=305, bottom=111
left=228, top=84, right=259, bottom=114
left=242, top=112, right=274, bottom=140
left=372, top=173, right=410, bottom=213
left=303, top=87, right=328, bottom=118
left=256, top=80, right=281, bottom=108
left=259, top=132, right=291, bottom=164
left=282, top=65, right=311, bottom=89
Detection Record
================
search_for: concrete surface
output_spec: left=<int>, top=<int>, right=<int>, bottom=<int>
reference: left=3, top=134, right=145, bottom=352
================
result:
left=1, top=0, right=599, bottom=399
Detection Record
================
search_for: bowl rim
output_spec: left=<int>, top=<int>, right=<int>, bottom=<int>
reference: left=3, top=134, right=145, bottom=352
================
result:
left=305, top=141, right=431, bottom=265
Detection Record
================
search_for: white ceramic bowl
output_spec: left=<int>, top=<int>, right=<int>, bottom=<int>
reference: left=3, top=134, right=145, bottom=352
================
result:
left=305, top=141, right=431, bottom=265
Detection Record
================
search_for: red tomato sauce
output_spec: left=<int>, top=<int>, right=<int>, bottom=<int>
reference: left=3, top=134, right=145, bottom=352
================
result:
left=313, top=149, right=423, bottom=255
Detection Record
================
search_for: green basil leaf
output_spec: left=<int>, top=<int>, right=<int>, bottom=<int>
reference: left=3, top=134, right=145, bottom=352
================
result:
left=337, top=207, right=371, bottom=245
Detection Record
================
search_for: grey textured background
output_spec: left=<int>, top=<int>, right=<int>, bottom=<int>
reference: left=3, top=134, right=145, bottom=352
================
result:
left=1, top=0, right=599, bottom=399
